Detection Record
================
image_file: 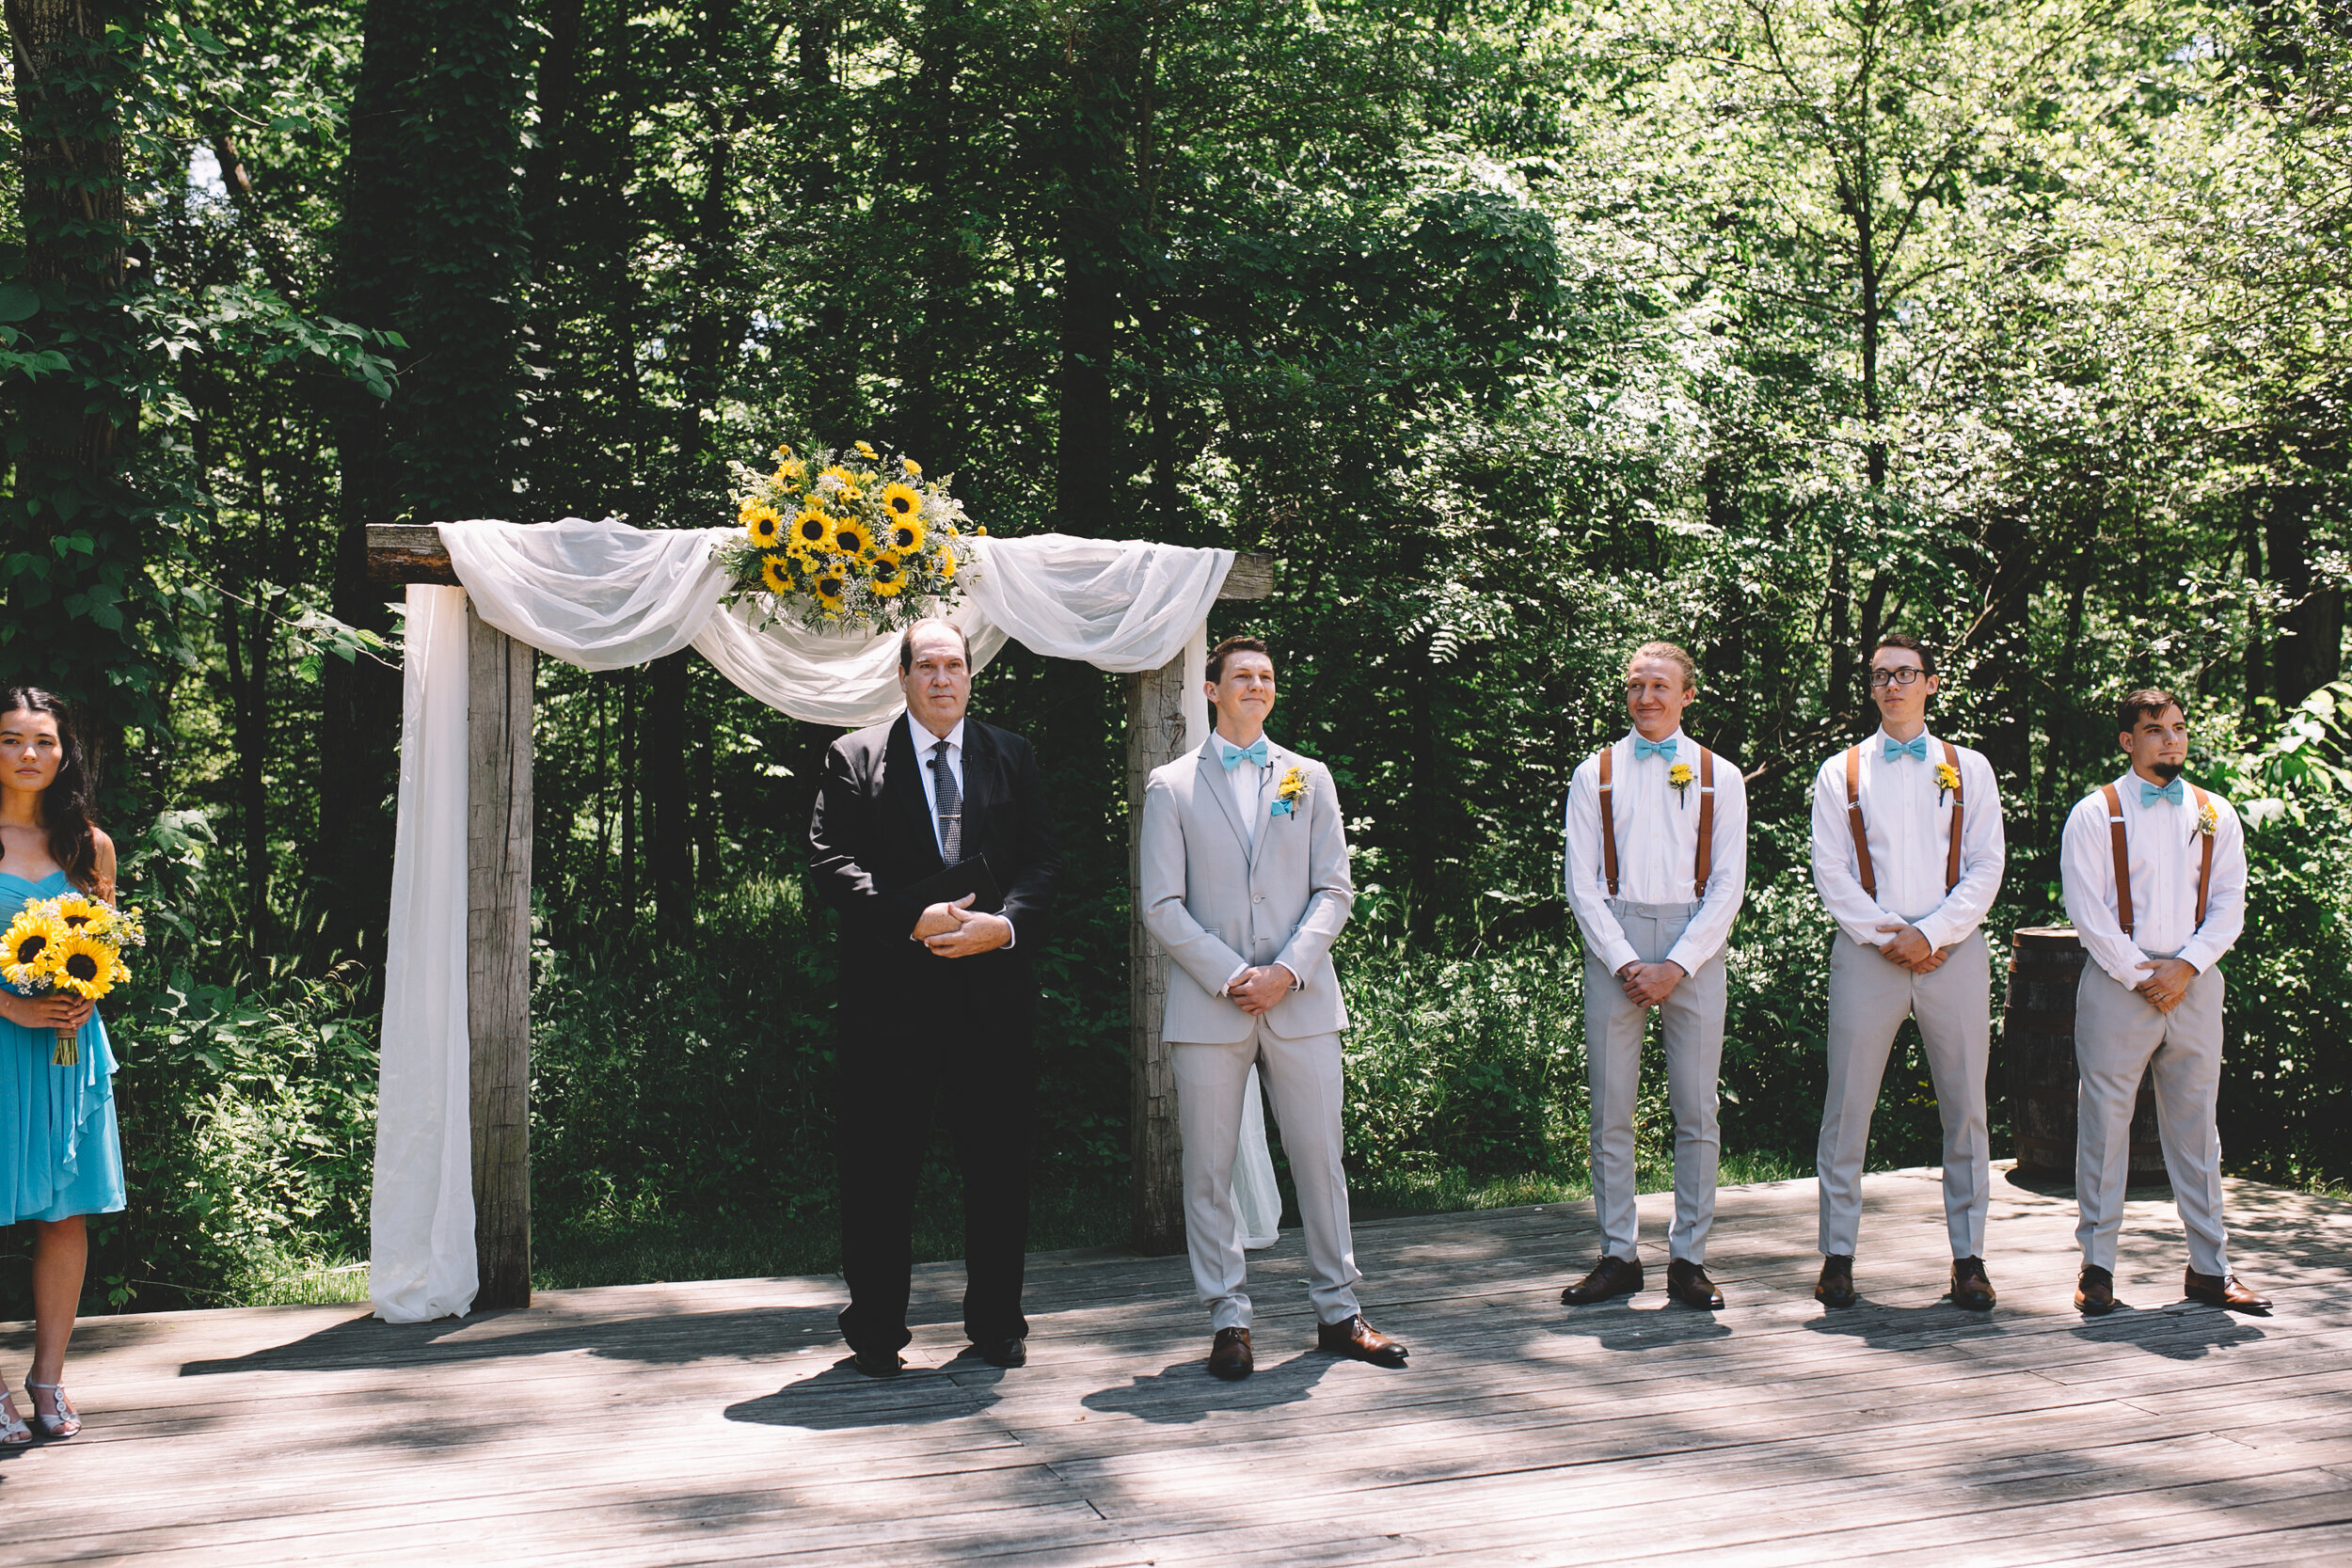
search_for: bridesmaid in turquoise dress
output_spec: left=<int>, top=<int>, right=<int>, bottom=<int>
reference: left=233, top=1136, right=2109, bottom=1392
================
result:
left=0, top=689, right=124, bottom=1448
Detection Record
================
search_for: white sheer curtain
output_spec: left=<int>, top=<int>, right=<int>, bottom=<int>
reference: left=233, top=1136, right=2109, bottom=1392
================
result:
left=370, top=588, right=480, bottom=1323
left=373, top=518, right=1257, bottom=1316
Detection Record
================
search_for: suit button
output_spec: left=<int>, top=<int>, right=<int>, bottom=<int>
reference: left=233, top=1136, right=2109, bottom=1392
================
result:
left=1253, top=895, right=1264, bottom=903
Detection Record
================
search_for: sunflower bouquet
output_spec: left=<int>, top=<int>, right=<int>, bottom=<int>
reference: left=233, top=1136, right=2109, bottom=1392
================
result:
left=2, top=893, right=143, bottom=1065
left=718, top=440, right=978, bottom=634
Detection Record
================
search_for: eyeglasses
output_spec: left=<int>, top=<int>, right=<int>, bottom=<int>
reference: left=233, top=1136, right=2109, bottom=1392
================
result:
left=1867, top=667, right=1927, bottom=689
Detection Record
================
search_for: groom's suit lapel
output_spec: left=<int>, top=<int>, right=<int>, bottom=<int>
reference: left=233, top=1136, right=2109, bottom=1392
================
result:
left=1248, top=742, right=1294, bottom=870
left=884, top=715, right=946, bottom=872
left=1193, top=739, right=1251, bottom=860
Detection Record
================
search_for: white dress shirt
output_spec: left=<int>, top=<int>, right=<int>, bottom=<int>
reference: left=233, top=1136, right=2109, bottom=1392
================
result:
left=1213, top=731, right=1296, bottom=994
left=2060, top=771, right=2246, bottom=987
left=904, top=713, right=1012, bottom=945
left=1564, top=728, right=1749, bottom=976
left=1809, top=728, right=2005, bottom=951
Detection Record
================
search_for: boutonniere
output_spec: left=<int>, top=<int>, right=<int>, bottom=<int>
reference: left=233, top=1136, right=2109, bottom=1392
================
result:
left=1668, top=761, right=1694, bottom=809
left=1270, top=766, right=1310, bottom=817
left=2197, top=799, right=2217, bottom=836
left=1935, top=760, right=1961, bottom=805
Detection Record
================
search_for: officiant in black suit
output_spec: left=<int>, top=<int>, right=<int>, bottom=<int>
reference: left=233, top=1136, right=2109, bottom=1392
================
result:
left=808, top=618, right=1061, bottom=1377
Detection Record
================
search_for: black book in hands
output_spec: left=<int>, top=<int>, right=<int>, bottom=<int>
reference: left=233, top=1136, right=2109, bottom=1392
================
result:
left=902, top=854, right=1003, bottom=921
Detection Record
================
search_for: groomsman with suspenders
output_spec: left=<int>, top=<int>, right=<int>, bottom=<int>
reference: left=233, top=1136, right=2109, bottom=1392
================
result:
left=1560, top=641, right=1747, bottom=1311
left=1808, top=634, right=2006, bottom=1311
left=2059, top=690, right=2270, bottom=1316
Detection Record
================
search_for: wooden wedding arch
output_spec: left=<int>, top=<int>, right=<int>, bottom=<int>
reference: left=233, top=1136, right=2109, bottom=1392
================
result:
left=367, top=524, right=1274, bottom=1308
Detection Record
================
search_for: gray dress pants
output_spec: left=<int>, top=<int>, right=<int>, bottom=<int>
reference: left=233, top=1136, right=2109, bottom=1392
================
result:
left=1581, top=899, right=1726, bottom=1264
left=1817, top=929, right=1992, bottom=1259
left=2074, top=962, right=2230, bottom=1276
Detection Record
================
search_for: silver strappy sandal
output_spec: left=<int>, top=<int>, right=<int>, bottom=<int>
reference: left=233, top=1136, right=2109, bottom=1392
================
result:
left=0, top=1390, right=31, bottom=1448
left=24, top=1380, right=78, bottom=1439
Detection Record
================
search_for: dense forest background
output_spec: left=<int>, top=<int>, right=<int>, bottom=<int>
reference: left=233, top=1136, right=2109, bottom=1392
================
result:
left=1, top=0, right=2347, bottom=1311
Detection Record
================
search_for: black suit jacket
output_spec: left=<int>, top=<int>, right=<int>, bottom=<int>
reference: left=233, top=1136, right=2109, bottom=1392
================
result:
left=808, top=712, right=1061, bottom=1023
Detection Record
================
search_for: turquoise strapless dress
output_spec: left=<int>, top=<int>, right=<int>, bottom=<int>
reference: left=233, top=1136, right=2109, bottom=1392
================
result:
left=0, top=869, right=125, bottom=1224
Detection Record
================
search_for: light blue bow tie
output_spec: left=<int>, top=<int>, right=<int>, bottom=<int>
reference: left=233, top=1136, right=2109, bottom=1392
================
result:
left=2141, top=777, right=2185, bottom=807
left=1634, top=736, right=1677, bottom=762
left=1883, top=735, right=1928, bottom=763
left=1220, top=737, right=1269, bottom=772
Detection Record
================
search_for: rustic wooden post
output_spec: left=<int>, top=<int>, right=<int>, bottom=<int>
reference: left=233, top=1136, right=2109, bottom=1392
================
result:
left=1126, top=554, right=1275, bottom=1256
left=466, top=603, right=534, bottom=1308
left=368, top=524, right=534, bottom=1309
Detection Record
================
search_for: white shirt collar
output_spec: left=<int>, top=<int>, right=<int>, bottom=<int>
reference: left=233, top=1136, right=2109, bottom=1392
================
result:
left=908, top=713, right=965, bottom=754
left=1626, top=725, right=1689, bottom=752
left=1872, top=725, right=1936, bottom=754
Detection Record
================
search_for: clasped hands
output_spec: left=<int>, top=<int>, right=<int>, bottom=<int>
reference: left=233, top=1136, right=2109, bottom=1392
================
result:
left=1614, top=959, right=1686, bottom=1007
left=2133, top=956, right=2197, bottom=1014
left=0, top=990, right=92, bottom=1032
left=1225, top=964, right=1294, bottom=1017
left=909, top=894, right=1012, bottom=958
left=1873, top=921, right=1950, bottom=974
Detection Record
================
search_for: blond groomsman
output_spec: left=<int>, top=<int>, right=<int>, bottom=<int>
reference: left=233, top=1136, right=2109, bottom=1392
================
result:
left=1560, top=641, right=1747, bottom=1311
left=1809, top=634, right=2006, bottom=1311
left=2058, top=689, right=2270, bottom=1317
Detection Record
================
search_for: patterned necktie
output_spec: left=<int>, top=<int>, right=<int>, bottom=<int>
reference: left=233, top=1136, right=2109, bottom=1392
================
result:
left=2141, top=777, right=2185, bottom=807
left=930, top=739, right=962, bottom=862
left=1634, top=736, right=1677, bottom=762
left=1221, top=737, right=1269, bottom=771
left=1883, top=734, right=1929, bottom=763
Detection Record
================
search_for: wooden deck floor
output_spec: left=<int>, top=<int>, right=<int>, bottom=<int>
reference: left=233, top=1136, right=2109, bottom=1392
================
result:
left=8, top=1166, right=2351, bottom=1566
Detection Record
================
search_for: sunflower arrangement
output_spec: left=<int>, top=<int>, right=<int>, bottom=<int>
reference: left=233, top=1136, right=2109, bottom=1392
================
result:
left=2, top=893, right=144, bottom=1065
left=718, top=440, right=978, bottom=634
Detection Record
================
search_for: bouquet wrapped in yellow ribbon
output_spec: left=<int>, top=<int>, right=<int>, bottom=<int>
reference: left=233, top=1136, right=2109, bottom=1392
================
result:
left=718, top=440, right=977, bottom=634
left=2, top=893, right=142, bottom=1065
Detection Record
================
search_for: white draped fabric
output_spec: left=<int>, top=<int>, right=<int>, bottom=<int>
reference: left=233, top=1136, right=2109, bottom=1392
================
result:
left=373, top=518, right=1253, bottom=1319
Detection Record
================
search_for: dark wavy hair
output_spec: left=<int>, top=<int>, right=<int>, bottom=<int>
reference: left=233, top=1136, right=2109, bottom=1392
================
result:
left=1, top=688, right=101, bottom=891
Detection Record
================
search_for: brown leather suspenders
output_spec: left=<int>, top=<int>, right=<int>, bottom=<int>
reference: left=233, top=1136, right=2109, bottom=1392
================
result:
left=1843, top=739, right=1964, bottom=899
left=2102, top=780, right=2217, bottom=938
left=1596, top=742, right=1714, bottom=899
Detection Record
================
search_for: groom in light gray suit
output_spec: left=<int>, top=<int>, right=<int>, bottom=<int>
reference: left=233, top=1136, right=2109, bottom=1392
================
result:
left=1141, top=635, right=1408, bottom=1382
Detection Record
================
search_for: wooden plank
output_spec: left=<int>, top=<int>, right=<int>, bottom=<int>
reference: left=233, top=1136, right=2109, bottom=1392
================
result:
left=1217, top=552, right=1275, bottom=600
left=467, top=602, right=534, bottom=1308
left=1125, top=651, right=1190, bottom=1256
left=366, top=522, right=460, bottom=584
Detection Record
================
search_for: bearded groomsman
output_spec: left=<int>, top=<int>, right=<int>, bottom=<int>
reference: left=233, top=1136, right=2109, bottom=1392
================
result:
left=1560, top=641, right=1747, bottom=1311
left=2059, top=690, right=2269, bottom=1317
left=1809, top=634, right=2006, bottom=1311
left=1140, top=635, right=1407, bottom=1382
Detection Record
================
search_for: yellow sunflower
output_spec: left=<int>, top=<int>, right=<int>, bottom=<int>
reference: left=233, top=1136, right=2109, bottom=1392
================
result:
left=884, top=514, right=927, bottom=555
left=811, top=566, right=849, bottom=612
left=831, top=518, right=874, bottom=559
left=759, top=553, right=799, bottom=594
left=47, top=930, right=115, bottom=1000
left=853, top=440, right=880, bottom=460
left=52, top=893, right=104, bottom=930
left=2, top=906, right=63, bottom=990
left=868, top=552, right=908, bottom=596
left=791, top=506, right=832, bottom=551
left=935, top=545, right=959, bottom=581
left=743, top=504, right=784, bottom=548
left=881, top=481, right=923, bottom=519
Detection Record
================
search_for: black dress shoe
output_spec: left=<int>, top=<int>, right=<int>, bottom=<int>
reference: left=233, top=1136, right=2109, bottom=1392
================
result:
left=973, top=1337, right=1027, bottom=1368
left=1666, top=1258, right=1724, bottom=1310
left=1950, top=1256, right=1997, bottom=1311
left=1816, top=1254, right=1857, bottom=1309
left=1208, top=1326, right=1253, bottom=1381
left=1561, top=1255, right=1645, bottom=1306
left=850, top=1347, right=904, bottom=1378
left=2074, top=1264, right=2117, bottom=1316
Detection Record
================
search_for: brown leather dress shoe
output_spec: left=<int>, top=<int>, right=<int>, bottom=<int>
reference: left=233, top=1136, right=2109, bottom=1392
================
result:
left=1316, top=1314, right=1408, bottom=1367
left=1207, top=1327, right=1253, bottom=1381
left=2074, top=1264, right=2117, bottom=1316
left=1561, top=1255, right=1644, bottom=1306
left=1950, top=1256, right=1996, bottom=1311
left=2185, top=1268, right=2272, bottom=1314
left=1815, top=1254, right=1857, bottom=1309
left=1666, top=1258, right=1724, bottom=1310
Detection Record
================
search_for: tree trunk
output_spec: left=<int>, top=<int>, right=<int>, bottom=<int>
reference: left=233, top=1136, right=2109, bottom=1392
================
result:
left=1056, top=7, right=1139, bottom=532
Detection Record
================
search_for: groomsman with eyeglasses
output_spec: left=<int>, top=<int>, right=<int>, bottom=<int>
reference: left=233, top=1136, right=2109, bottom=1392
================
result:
left=1808, top=634, right=2006, bottom=1311
left=1559, top=641, right=1747, bottom=1312
left=2058, top=690, right=2269, bottom=1317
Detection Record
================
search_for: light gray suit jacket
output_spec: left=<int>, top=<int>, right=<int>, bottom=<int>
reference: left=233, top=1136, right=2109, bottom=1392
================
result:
left=1140, top=736, right=1354, bottom=1044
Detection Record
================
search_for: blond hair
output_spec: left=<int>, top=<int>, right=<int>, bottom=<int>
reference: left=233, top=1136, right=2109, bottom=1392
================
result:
left=1626, top=641, right=1699, bottom=692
